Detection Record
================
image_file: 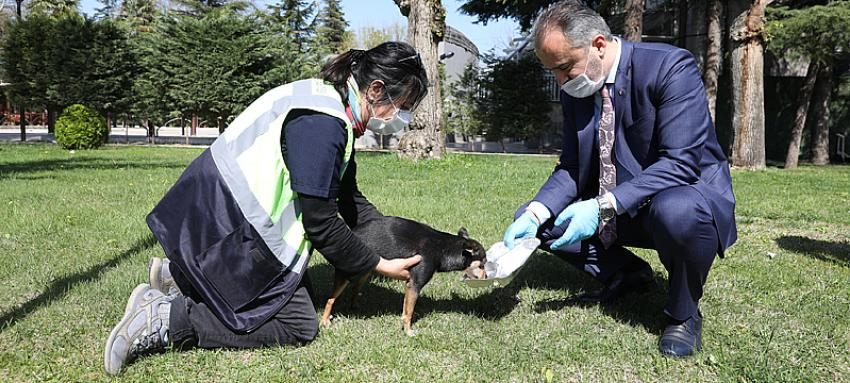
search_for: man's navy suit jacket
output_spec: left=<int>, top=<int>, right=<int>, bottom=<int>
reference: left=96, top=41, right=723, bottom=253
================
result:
left=533, top=40, right=737, bottom=252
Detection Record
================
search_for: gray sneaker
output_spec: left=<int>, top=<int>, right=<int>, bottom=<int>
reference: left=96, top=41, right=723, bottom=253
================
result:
left=148, top=257, right=179, bottom=295
left=104, top=283, right=171, bottom=376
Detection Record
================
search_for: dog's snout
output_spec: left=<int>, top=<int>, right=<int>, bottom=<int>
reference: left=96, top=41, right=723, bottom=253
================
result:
left=463, top=260, right=487, bottom=280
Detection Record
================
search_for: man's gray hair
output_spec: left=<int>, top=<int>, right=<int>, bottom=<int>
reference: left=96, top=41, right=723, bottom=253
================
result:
left=532, top=1, right=612, bottom=50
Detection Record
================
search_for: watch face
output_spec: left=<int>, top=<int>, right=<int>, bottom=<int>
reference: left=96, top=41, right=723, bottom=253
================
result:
left=596, top=197, right=614, bottom=220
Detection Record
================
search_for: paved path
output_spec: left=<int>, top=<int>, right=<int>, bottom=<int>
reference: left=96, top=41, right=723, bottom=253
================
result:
left=0, top=126, right=560, bottom=155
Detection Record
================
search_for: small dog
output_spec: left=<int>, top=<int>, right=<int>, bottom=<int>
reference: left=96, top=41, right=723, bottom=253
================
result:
left=321, top=216, right=488, bottom=336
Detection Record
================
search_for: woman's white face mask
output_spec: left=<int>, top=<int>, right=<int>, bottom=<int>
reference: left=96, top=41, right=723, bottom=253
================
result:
left=366, top=90, right=412, bottom=135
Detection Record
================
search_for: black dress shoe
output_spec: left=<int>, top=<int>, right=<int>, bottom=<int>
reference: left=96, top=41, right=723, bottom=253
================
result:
left=659, top=312, right=702, bottom=357
left=577, top=264, right=653, bottom=304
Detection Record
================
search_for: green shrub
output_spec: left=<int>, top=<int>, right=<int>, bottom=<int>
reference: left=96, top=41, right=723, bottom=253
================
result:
left=55, top=104, right=107, bottom=150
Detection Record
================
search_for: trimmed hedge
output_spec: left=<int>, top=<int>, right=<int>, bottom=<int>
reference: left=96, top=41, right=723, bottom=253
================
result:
left=55, top=104, right=107, bottom=150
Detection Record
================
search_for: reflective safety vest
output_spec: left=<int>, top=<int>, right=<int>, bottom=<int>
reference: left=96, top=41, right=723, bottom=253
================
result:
left=147, top=79, right=353, bottom=332
left=210, top=79, right=354, bottom=276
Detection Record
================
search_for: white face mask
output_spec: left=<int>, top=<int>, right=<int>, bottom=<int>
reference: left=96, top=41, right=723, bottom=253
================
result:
left=560, top=49, right=605, bottom=98
left=366, top=109, right=411, bottom=135
left=366, top=88, right=412, bottom=135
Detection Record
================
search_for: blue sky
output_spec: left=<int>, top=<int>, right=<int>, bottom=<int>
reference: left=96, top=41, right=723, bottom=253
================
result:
left=77, top=0, right=519, bottom=54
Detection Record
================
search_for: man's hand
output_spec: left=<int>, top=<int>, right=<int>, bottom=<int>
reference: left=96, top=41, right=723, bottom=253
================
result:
left=375, top=255, right=422, bottom=280
left=550, top=199, right=599, bottom=250
left=503, top=212, right=540, bottom=250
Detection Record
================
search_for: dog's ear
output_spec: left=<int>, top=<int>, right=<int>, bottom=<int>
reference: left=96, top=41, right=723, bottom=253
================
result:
left=458, top=227, right=470, bottom=239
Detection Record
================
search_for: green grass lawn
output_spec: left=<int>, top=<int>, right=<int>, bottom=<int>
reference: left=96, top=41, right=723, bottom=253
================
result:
left=0, top=144, right=848, bottom=382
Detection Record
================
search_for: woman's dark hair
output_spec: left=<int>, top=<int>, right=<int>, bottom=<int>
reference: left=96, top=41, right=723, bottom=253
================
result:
left=321, top=41, right=429, bottom=109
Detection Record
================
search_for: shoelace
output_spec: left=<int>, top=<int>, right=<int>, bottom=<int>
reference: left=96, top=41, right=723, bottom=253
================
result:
left=129, top=321, right=169, bottom=360
left=129, top=297, right=172, bottom=360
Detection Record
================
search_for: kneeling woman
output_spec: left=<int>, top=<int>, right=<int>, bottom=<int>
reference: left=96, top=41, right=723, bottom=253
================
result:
left=104, top=42, right=429, bottom=375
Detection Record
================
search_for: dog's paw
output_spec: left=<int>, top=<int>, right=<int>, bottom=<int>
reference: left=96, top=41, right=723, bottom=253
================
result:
left=320, top=317, right=333, bottom=328
left=405, top=328, right=416, bottom=337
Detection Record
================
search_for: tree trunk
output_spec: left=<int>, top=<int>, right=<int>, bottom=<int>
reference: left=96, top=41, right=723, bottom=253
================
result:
left=395, top=0, right=446, bottom=160
left=19, top=107, right=26, bottom=142
left=47, top=107, right=56, bottom=134
left=784, top=60, right=817, bottom=169
left=729, top=0, right=772, bottom=170
left=809, top=62, right=833, bottom=165
left=703, top=0, right=723, bottom=122
left=16, top=0, right=23, bottom=19
left=623, top=0, right=644, bottom=42
left=105, top=113, right=112, bottom=144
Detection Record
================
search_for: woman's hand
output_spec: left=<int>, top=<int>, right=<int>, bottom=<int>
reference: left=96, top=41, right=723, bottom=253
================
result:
left=374, top=255, right=422, bottom=280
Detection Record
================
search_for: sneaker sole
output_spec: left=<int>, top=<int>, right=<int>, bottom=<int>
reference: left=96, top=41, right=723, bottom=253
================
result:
left=104, top=283, right=151, bottom=375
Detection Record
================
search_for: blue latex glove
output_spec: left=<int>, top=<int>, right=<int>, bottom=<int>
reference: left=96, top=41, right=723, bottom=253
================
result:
left=503, top=212, right=540, bottom=250
left=550, top=199, right=600, bottom=250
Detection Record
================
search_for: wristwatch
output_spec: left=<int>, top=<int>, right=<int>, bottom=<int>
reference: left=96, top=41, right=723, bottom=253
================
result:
left=595, top=195, right=616, bottom=222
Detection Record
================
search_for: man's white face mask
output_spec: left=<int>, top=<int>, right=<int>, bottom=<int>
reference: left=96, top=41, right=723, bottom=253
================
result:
left=560, top=47, right=605, bottom=98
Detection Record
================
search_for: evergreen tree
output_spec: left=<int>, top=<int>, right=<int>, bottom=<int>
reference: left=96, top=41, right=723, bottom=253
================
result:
left=94, top=0, right=119, bottom=19
left=27, top=0, right=79, bottom=18
left=477, top=52, right=550, bottom=151
left=268, top=0, right=315, bottom=52
left=2, top=16, right=137, bottom=128
left=131, top=10, right=302, bottom=128
left=267, top=0, right=318, bottom=76
left=120, top=0, right=157, bottom=33
left=767, top=1, right=850, bottom=166
left=444, top=63, right=482, bottom=142
left=172, top=0, right=250, bottom=17
left=85, top=19, right=137, bottom=119
left=315, top=0, right=350, bottom=55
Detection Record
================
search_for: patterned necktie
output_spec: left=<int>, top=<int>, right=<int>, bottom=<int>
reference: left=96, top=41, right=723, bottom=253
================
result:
left=598, top=86, right=617, bottom=248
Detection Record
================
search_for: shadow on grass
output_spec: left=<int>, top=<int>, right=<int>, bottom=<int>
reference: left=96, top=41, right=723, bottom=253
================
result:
left=0, top=235, right=157, bottom=333
left=525, top=251, right=670, bottom=333
left=308, top=263, right=522, bottom=325
left=776, top=235, right=850, bottom=267
left=0, top=157, right=188, bottom=180
left=309, top=252, right=670, bottom=332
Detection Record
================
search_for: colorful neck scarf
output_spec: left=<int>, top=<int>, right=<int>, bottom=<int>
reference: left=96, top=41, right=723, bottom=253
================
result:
left=345, top=77, right=366, bottom=137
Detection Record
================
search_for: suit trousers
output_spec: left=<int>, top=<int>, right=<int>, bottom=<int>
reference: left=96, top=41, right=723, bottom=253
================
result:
left=517, top=185, right=718, bottom=321
left=168, top=267, right=319, bottom=350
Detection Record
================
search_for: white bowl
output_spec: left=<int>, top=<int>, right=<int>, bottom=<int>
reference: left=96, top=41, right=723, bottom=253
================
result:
left=462, top=237, right=540, bottom=288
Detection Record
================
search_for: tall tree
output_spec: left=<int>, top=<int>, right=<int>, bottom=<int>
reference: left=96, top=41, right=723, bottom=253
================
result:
left=131, top=10, right=302, bottom=131
left=355, top=23, right=405, bottom=49
left=27, top=0, right=79, bottom=18
left=703, top=0, right=723, bottom=122
left=268, top=0, right=315, bottom=51
left=11, top=0, right=25, bottom=140
left=477, top=52, right=550, bottom=151
left=95, top=0, right=119, bottom=19
left=460, top=0, right=558, bottom=30
left=807, top=64, right=832, bottom=165
left=394, top=0, right=446, bottom=160
left=268, top=0, right=317, bottom=76
left=120, top=0, right=157, bottom=33
left=444, top=63, right=482, bottom=144
left=623, top=0, right=643, bottom=41
left=315, top=0, right=350, bottom=55
left=85, top=18, right=137, bottom=128
left=171, top=0, right=249, bottom=17
left=767, top=2, right=850, bottom=167
left=3, top=16, right=136, bottom=133
left=15, top=0, right=25, bottom=18
left=728, top=0, right=773, bottom=170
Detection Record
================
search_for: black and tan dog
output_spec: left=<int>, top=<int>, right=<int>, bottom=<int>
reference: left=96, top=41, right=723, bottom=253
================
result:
left=321, top=216, right=488, bottom=336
